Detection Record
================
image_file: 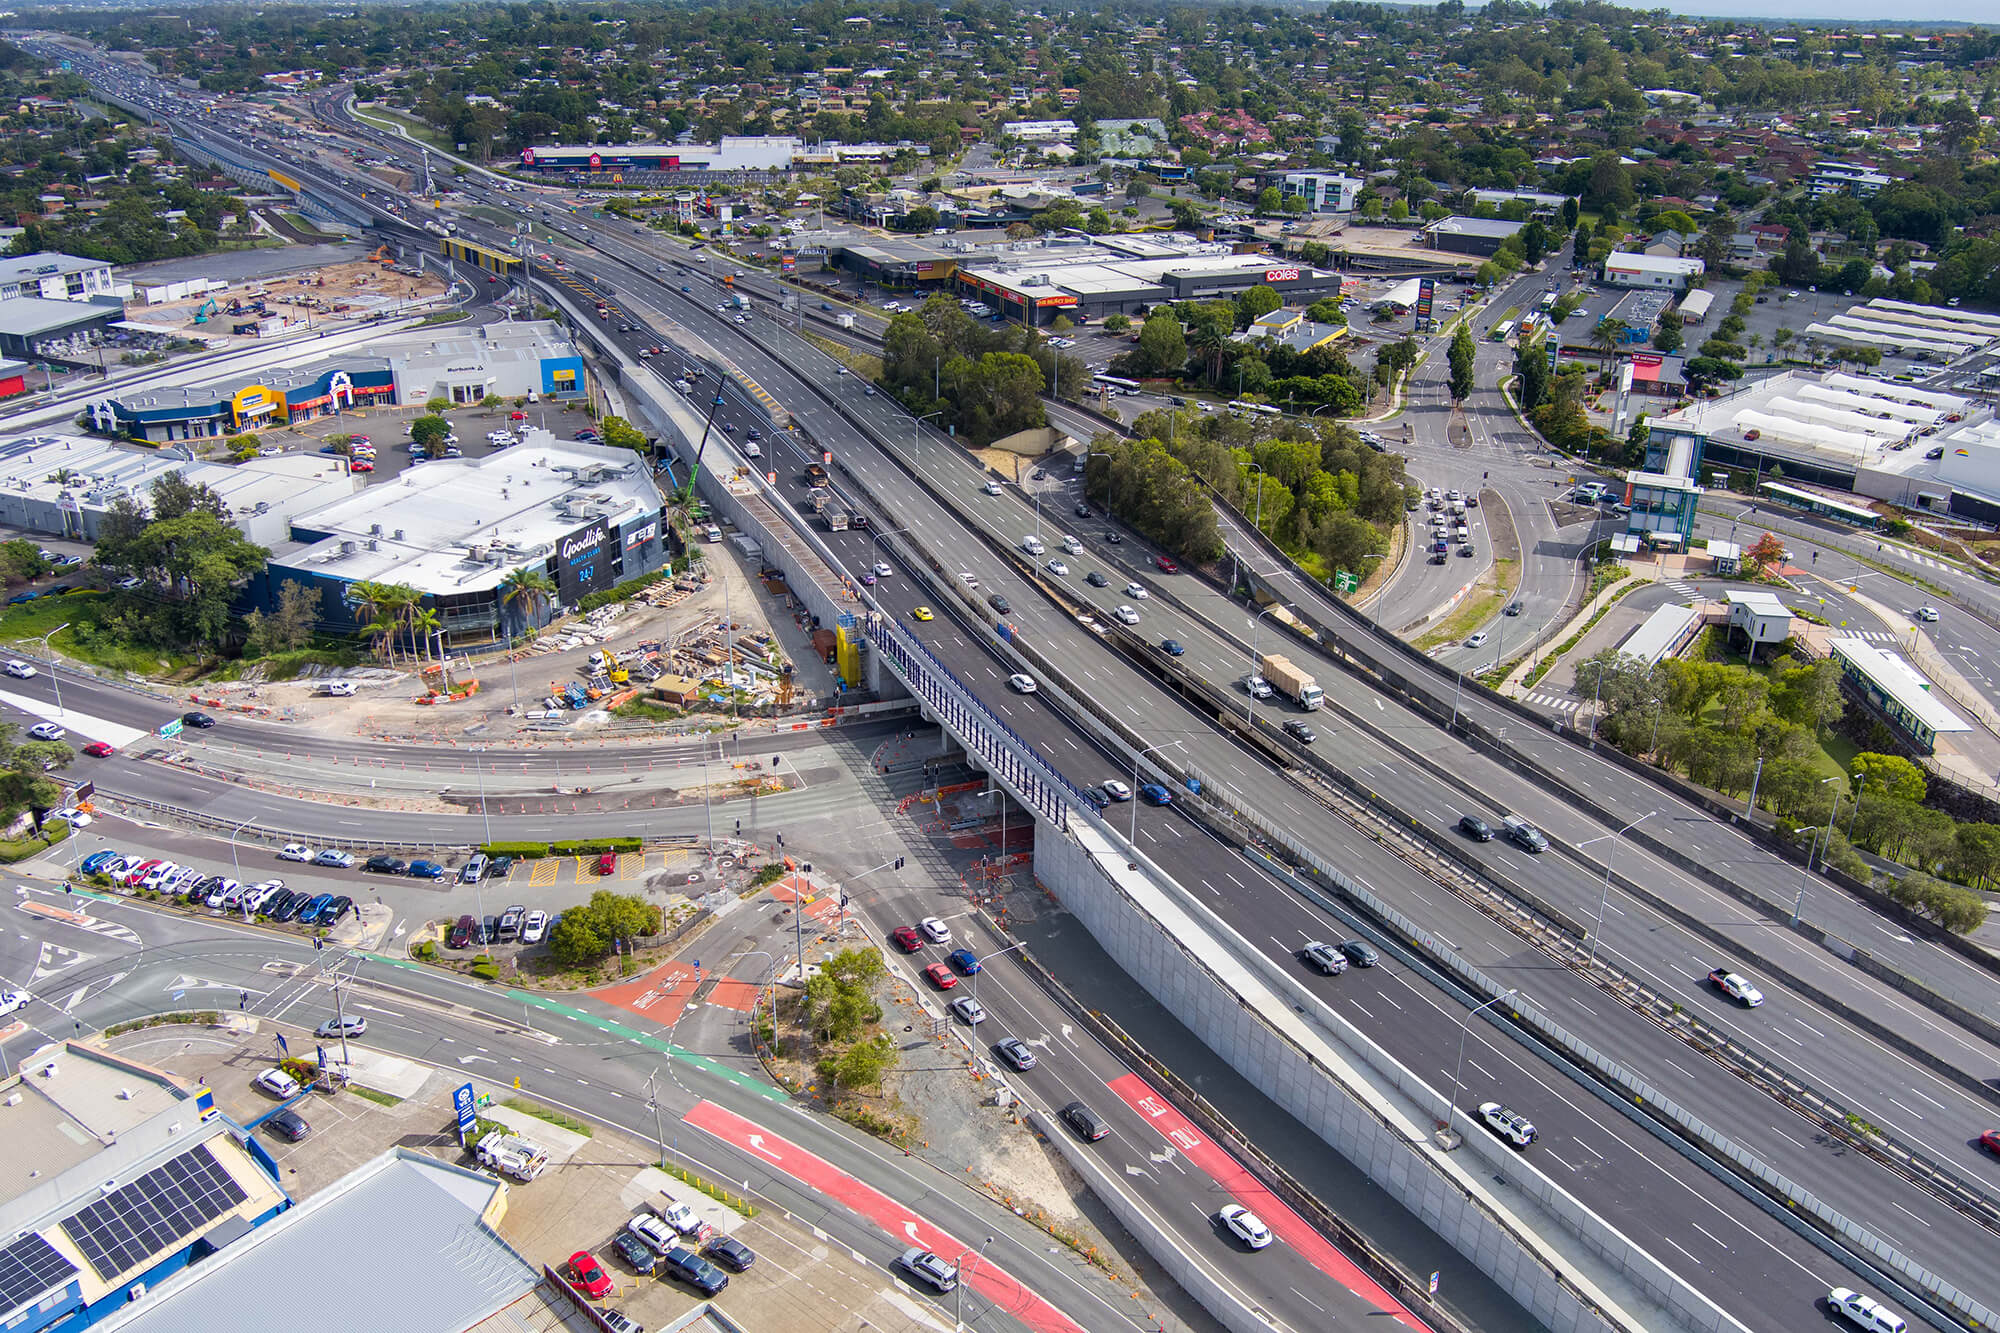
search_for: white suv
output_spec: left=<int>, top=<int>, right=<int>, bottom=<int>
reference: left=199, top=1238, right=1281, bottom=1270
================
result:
left=1478, top=1101, right=1537, bottom=1149
left=1828, top=1289, right=1906, bottom=1333
left=898, top=1248, right=958, bottom=1292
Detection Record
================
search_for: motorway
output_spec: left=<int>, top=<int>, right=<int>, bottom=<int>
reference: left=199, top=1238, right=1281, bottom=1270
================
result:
left=31, top=46, right=2000, bottom=1333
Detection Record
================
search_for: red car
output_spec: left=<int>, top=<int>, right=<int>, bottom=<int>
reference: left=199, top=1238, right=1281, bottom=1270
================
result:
left=1154, top=555, right=1179, bottom=573
left=567, top=1250, right=613, bottom=1299
left=594, top=852, right=618, bottom=875
left=510, top=411, right=527, bottom=421
left=890, top=926, right=922, bottom=952
left=923, top=962, right=958, bottom=990
left=1982, top=1130, right=2000, bottom=1156
left=83, top=741, right=115, bottom=757
left=351, top=459, right=373, bottom=472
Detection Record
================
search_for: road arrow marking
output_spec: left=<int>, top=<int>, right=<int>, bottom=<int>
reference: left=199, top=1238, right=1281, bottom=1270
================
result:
left=744, top=1133, right=782, bottom=1162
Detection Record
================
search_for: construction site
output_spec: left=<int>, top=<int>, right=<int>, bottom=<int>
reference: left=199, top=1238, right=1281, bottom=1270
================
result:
left=129, top=246, right=449, bottom=345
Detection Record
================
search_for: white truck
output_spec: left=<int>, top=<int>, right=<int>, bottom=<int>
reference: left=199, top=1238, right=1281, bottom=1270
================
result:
left=476, top=1132, right=549, bottom=1182
left=1260, top=654, right=1324, bottom=711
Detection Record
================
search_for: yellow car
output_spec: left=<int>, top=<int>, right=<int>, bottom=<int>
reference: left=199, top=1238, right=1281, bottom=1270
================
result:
left=912, top=606, right=934, bottom=621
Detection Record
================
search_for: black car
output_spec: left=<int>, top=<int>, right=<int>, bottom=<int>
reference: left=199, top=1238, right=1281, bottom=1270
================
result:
left=268, top=892, right=307, bottom=923
left=1336, top=939, right=1380, bottom=968
left=1060, top=1100, right=1109, bottom=1142
left=1458, top=814, right=1494, bottom=842
left=1282, top=720, right=1317, bottom=744
left=1503, top=601, right=1523, bottom=616
left=1073, top=503, right=1093, bottom=518
left=987, top=593, right=1011, bottom=614
left=181, top=711, right=216, bottom=728
left=188, top=875, right=223, bottom=902
left=1103, top=531, right=1123, bottom=544
left=267, top=1107, right=310, bottom=1142
left=612, top=1231, right=658, bottom=1275
left=319, top=895, right=353, bottom=926
left=260, top=890, right=297, bottom=920
left=660, top=1246, right=728, bottom=1296
left=483, top=915, right=501, bottom=944
left=1085, top=571, right=1109, bottom=587
left=364, top=855, right=407, bottom=875
left=703, top=1236, right=756, bottom=1272
left=488, top=854, right=515, bottom=880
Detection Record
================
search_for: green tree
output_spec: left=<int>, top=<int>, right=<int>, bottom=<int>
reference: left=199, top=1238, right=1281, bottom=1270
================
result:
left=409, top=414, right=450, bottom=453
left=0, top=540, right=50, bottom=585
left=1447, top=323, right=1476, bottom=404
left=597, top=415, right=647, bottom=453
left=1137, top=312, right=1187, bottom=377
left=1515, top=337, right=1551, bottom=412
left=1849, top=751, right=1927, bottom=805
left=1307, top=298, right=1343, bottom=324
left=1256, top=185, right=1281, bottom=215
left=499, top=565, right=554, bottom=636
left=424, top=396, right=452, bottom=415
left=1101, top=314, right=1131, bottom=335
left=1652, top=321, right=1684, bottom=354
left=545, top=910, right=607, bottom=966
left=1235, top=284, right=1282, bottom=327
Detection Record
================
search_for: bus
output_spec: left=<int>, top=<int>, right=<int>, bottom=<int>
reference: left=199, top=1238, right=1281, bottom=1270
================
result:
left=1227, top=400, right=1282, bottom=417
left=1539, top=290, right=1559, bottom=311
left=1490, top=319, right=1516, bottom=343
left=1092, top=374, right=1142, bottom=396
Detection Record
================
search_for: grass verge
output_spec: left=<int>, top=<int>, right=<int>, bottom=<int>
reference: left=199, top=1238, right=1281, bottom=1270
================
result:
left=502, top=1096, right=594, bottom=1138
left=802, top=332, right=883, bottom=380
left=1415, top=557, right=1518, bottom=651
left=348, top=1085, right=404, bottom=1108
left=658, top=1162, right=758, bottom=1217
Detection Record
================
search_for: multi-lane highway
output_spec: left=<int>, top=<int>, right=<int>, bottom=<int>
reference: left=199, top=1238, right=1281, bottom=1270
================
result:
left=28, top=46, right=2000, bottom=1333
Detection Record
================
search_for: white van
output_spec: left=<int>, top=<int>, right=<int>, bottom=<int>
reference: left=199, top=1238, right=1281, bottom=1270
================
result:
left=1022, top=536, right=1046, bottom=556
left=704, top=525, right=723, bottom=543
left=1060, top=534, right=1083, bottom=555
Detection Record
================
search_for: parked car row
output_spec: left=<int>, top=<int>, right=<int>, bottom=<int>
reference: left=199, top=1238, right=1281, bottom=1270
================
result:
left=448, top=906, right=549, bottom=949
left=79, top=852, right=355, bottom=927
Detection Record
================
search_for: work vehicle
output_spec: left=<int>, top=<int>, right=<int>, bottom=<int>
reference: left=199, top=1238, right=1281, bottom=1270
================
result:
left=1259, top=654, right=1324, bottom=710
left=1707, top=967, right=1765, bottom=1006
left=1827, top=1288, right=1906, bottom=1333
left=477, top=1132, right=549, bottom=1181
left=1479, top=1101, right=1537, bottom=1148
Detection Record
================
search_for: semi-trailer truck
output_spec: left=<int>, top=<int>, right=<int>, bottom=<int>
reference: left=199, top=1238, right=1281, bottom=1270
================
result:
left=1260, top=654, right=1324, bottom=710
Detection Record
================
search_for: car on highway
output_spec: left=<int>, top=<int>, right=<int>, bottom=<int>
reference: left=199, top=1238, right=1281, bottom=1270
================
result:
left=1457, top=815, right=1494, bottom=841
left=1299, top=941, right=1348, bottom=975
left=83, top=741, right=115, bottom=757
left=1123, top=582, right=1148, bottom=599
left=986, top=593, right=1012, bottom=615
left=1241, top=674, right=1272, bottom=699
left=567, top=1251, right=614, bottom=1299
left=1060, top=1100, right=1110, bottom=1142
left=1707, top=967, right=1765, bottom=1006
left=890, top=926, right=923, bottom=952
left=1478, top=1101, right=1537, bottom=1148
left=1980, top=1129, right=2000, bottom=1156
left=253, top=1067, right=300, bottom=1099
left=1006, top=673, right=1037, bottom=693
left=1138, top=783, right=1172, bottom=806
left=3, top=660, right=35, bottom=678
left=993, top=1038, right=1037, bottom=1071
left=314, top=849, right=355, bottom=869
left=947, top=948, right=981, bottom=975
left=1216, top=1204, right=1274, bottom=1249
left=1503, top=601, right=1523, bottom=616
left=181, top=711, right=216, bottom=728
left=1159, top=638, right=1185, bottom=656
left=1465, top=631, right=1488, bottom=648
left=660, top=1246, right=728, bottom=1296
left=982, top=480, right=1003, bottom=495
left=1826, top=1288, right=1907, bottom=1333
left=27, top=722, right=64, bottom=741
left=1915, top=606, right=1940, bottom=622
left=1154, top=555, right=1178, bottom=573
left=949, top=995, right=987, bottom=1025
left=1099, top=779, right=1133, bottom=803
left=1113, top=604, right=1140, bottom=625
left=1281, top=719, right=1318, bottom=744
left=1045, top=559, right=1069, bottom=577
left=871, top=561, right=893, bottom=579
left=897, top=1248, right=958, bottom=1292
left=922, top=963, right=958, bottom=990
left=919, top=916, right=952, bottom=944
left=910, top=605, right=934, bottom=621
left=1337, top=939, right=1379, bottom=967
left=1084, top=570, right=1109, bottom=587
left=0, top=989, right=31, bottom=1018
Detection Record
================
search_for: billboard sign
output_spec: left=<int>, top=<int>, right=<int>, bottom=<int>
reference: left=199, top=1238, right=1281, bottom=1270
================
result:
left=454, top=1083, right=477, bottom=1144
left=556, top=521, right=611, bottom=603
left=1263, top=268, right=1301, bottom=284
left=1415, top=278, right=1435, bottom=326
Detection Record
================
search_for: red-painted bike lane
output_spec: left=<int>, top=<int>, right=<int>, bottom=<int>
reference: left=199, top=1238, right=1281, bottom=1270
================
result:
left=683, top=1100, right=1086, bottom=1333
left=1106, top=1073, right=1434, bottom=1332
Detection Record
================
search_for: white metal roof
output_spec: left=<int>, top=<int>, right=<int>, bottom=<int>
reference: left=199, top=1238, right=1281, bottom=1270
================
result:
left=1829, top=638, right=1971, bottom=734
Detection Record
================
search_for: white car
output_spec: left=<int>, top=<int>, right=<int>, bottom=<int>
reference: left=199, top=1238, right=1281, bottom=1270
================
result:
left=898, top=1247, right=958, bottom=1292
left=919, top=916, right=952, bottom=945
left=872, top=561, right=893, bottom=579
left=949, top=995, right=986, bottom=1025
left=27, top=723, right=65, bottom=741
left=51, top=806, right=89, bottom=827
left=253, top=1067, right=300, bottom=1098
left=656, top=1197, right=703, bottom=1236
left=1478, top=1101, right=1538, bottom=1148
left=3, top=660, right=35, bottom=678
left=1100, top=779, right=1133, bottom=802
left=1124, top=582, right=1149, bottom=599
left=628, top=1212, right=678, bottom=1254
left=521, top=910, right=548, bottom=943
left=1828, top=1287, right=1907, bottom=1333
left=278, top=843, right=315, bottom=862
left=1006, top=673, right=1037, bottom=693
left=1465, top=631, right=1489, bottom=648
left=1242, top=674, right=1272, bottom=699
left=1216, top=1203, right=1274, bottom=1249
left=322, top=681, right=357, bottom=697
left=982, top=479, right=1003, bottom=496
left=246, top=880, right=286, bottom=911
left=1113, top=605, right=1140, bottom=625
left=1915, top=606, right=1939, bottom=622
left=1707, top=968, right=1765, bottom=1007
left=1045, top=559, right=1069, bottom=576
left=0, top=989, right=30, bottom=1018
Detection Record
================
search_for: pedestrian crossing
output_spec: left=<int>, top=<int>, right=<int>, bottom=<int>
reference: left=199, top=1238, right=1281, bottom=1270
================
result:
left=1664, top=581, right=1700, bottom=599
left=1520, top=691, right=1580, bottom=713
left=1841, top=629, right=1901, bottom=643
left=1878, top=543, right=1952, bottom=572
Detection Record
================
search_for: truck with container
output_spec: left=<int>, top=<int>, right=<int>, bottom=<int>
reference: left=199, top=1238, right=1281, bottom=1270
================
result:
left=803, top=461, right=829, bottom=488
left=826, top=509, right=849, bottom=532
left=731, top=292, right=750, bottom=311
left=1260, top=654, right=1324, bottom=710
left=807, top=487, right=831, bottom=514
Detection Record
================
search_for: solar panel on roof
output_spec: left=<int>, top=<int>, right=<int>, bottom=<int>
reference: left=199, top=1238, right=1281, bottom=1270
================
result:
left=0, top=1233, right=77, bottom=1314
left=60, top=1143, right=248, bottom=1280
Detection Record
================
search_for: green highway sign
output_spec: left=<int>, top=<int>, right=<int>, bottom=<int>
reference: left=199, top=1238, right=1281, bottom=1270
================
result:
left=1334, top=569, right=1360, bottom=594
left=157, top=718, right=184, bottom=739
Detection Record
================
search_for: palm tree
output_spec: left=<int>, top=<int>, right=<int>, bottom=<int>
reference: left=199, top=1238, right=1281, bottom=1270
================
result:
left=388, top=584, right=423, bottom=660
left=499, top=566, right=555, bottom=637
left=1590, top=319, right=1628, bottom=369
left=410, top=604, right=441, bottom=663
left=362, top=616, right=397, bottom=664
left=348, top=581, right=393, bottom=660
left=1189, top=319, right=1229, bottom=386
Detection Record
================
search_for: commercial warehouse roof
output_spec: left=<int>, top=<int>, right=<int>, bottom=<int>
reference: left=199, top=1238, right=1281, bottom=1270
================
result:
left=1654, top=369, right=1978, bottom=464
left=0, top=295, right=118, bottom=335
left=1426, top=216, right=1526, bottom=240
left=1604, top=251, right=1705, bottom=276
left=97, top=1151, right=544, bottom=1333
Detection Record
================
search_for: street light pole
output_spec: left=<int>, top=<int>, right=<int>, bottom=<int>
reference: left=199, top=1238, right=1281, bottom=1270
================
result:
left=227, top=815, right=255, bottom=874
left=1792, top=779, right=1843, bottom=924
left=35, top=623, right=68, bottom=719
left=1579, top=811, right=1655, bottom=965
left=970, top=940, right=1025, bottom=1006
left=644, top=1066, right=667, bottom=1167
left=955, top=1235, right=995, bottom=1329
left=1444, top=987, right=1517, bottom=1129
left=1246, top=603, right=1288, bottom=721
left=914, top=409, right=943, bottom=468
